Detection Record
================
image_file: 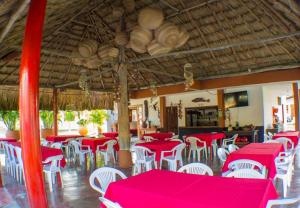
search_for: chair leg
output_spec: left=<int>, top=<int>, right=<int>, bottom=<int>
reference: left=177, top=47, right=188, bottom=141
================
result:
left=188, top=149, right=191, bottom=161
left=59, top=170, right=64, bottom=188
left=47, top=173, right=53, bottom=192
left=282, top=178, right=287, bottom=197
left=197, top=150, right=200, bottom=162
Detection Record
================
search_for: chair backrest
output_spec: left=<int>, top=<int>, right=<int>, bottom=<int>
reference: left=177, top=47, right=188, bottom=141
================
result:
left=266, top=198, right=300, bottom=208
left=70, top=140, right=81, bottom=153
left=171, top=143, right=186, bottom=159
left=231, top=134, right=239, bottom=143
left=43, top=155, right=63, bottom=172
left=131, top=146, right=152, bottom=162
left=169, top=138, right=183, bottom=143
left=41, top=140, right=49, bottom=146
left=3, top=142, right=11, bottom=160
left=0, top=141, right=4, bottom=149
left=228, top=159, right=266, bottom=175
left=217, top=148, right=229, bottom=162
left=228, top=144, right=239, bottom=153
left=263, top=134, right=270, bottom=142
left=178, top=163, right=213, bottom=176
left=267, top=132, right=273, bottom=138
left=186, top=137, right=202, bottom=150
left=8, top=144, right=16, bottom=163
left=51, top=142, right=62, bottom=149
left=226, top=169, right=266, bottom=179
left=273, top=137, right=294, bottom=151
left=102, top=140, right=117, bottom=152
left=143, top=136, right=156, bottom=142
left=14, top=147, right=23, bottom=168
left=99, top=197, right=122, bottom=208
left=89, top=167, right=127, bottom=195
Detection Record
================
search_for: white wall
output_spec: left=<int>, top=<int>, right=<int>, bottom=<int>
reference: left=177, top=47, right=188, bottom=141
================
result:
left=225, top=85, right=264, bottom=127
left=165, top=90, right=217, bottom=127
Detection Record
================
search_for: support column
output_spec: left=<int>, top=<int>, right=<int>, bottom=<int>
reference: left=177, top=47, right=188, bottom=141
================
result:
left=159, top=96, right=167, bottom=129
left=19, top=0, right=48, bottom=207
left=53, top=88, right=58, bottom=136
left=217, top=89, right=225, bottom=128
left=292, top=83, right=300, bottom=131
left=117, top=63, right=132, bottom=168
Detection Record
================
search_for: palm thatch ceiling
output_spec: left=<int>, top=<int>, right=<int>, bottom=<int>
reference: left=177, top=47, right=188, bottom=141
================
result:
left=0, top=0, right=300, bottom=93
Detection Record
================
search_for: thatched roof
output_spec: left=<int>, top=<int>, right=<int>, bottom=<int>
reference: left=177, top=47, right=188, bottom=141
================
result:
left=0, top=0, right=299, bottom=93
left=0, top=85, right=114, bottom=110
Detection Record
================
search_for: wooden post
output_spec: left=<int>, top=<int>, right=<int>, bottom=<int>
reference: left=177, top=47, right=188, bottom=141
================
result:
left=19, top=0, right=48, bottom=207
left=53, top=88, right=58, bottom=136
left=160, top=96, right=167, bottom=129
left=292, top=83, right=300, bottom=131
left=117, top=63, right=132, bottom=168
left=217, top=89, right=225, bottom=128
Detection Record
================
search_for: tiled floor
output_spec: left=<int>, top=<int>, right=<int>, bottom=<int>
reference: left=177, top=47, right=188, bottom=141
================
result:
left=1, top=151, right=300, bottom=208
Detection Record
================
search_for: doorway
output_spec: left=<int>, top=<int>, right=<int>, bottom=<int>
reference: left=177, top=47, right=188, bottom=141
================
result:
left=165, top=106, right=178, bottom=134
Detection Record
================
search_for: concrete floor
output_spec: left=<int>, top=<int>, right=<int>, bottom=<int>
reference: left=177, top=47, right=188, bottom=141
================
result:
left=1, top=151, right=300, bottom=208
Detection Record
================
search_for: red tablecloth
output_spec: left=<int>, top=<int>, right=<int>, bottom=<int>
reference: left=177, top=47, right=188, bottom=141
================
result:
left=136, top=140, right=180, bottom=162
left=45, top=135, right=82, bottom=143
left=142, top=132, right=173, bottom=141
left=273, top=131, right=300, bottom=146
left=10, top=142, right=66, bottom=167
left=185, top=132, right=225, bottom=147
left=102, top=132, right=118, bottom=139
left=222, top=143, right=284, bottom=179
left=0, top=138, right=17, bottom=142
left=104, top=170, right=278, bottom=208
left=81, top=138, right=119, bottom=154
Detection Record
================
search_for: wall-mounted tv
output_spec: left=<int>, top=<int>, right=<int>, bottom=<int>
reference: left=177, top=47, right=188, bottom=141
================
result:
left=224, top=91, right=248, bottom=108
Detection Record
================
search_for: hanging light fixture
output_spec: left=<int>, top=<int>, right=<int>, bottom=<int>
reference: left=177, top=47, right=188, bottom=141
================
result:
left=78, top=69, right=89, bottom=95
left=184, top=63, right=193, bottom=90
left=150, top=82, right=157, bottom=97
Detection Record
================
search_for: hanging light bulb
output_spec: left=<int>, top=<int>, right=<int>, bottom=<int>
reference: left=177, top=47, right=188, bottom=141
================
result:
left=184, top=63, right=193, bottom=90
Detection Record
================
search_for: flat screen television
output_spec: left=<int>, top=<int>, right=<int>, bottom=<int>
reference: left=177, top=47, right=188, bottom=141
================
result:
left=224, top=91, right=248, bottom=108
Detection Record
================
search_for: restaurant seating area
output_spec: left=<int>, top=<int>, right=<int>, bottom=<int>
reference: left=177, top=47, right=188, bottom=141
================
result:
left=0, top=0, right=300, bottom=207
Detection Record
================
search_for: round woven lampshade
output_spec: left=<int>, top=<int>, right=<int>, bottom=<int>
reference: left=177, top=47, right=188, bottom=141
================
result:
left=138, top=7, right=164, bottom=30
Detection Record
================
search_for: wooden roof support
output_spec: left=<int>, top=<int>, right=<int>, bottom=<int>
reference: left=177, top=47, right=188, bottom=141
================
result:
left=0, top=0, right=30, bottom=44
left=292, top=83, right=300, bottom=131
left=128, top=30, right=300, bottom=64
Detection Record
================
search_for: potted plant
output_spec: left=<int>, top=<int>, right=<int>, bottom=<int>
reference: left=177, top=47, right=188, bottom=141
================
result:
left=40, top=110, right=54, bottom=138
left=64, top=111, right=75, bottom=131
left=89, top=110, right=109, bottom=134
left=77, top=118, right=89, bottom=136
left=0, top=111, right=20, bottom=140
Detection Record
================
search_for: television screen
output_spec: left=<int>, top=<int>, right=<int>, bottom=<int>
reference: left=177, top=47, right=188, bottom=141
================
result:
left=224, top=91, right=248, bottom=108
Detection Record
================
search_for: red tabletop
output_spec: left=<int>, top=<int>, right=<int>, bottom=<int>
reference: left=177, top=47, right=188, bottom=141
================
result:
left=185, top=132, right=225, bottom=147
left=136, top=140, right=180, bottom=162
left=222, top=143, right=284, bottom=179
left=102, top=132, right=118, bottom=139
left=0, top=138, right=17, bottom=142
left=142, top=132, right=173, bottom=141
left=273, top=131, right=299, bottom=146
left=45, top=135, right=82, bottom=143
left=81, top=138, right=119, bottom=154
left=10, top=142, right=66, bottom=167
left=104, top=170, right=278, bottom=208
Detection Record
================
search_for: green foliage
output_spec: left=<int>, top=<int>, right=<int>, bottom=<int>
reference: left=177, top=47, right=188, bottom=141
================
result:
left=40, top=110, right=54, bottom=129
left=64, top=111, right=75, bottom=122
left=0, top=111, right=19, bottom=130
left=89, top=110, right=109, bottom=127
left=77, top=118, right=88, bottom=127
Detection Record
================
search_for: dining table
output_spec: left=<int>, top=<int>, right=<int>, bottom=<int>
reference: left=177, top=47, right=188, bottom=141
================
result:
left=102, top=132, right=118, bottom=139
left=273, top=131, right=300, bottom=146
left=184, top=132, right=226, bottom=147
left=81, top=137, right=119, bottom=154
left=0, top=138, right=18, bottom=143
left=45, top=135, right=82, bottom=143
left=141, top=132, right=174, bottom=141
left=10, top=142, right=66, bottom=167
left=222, top=143, right=284, bottom=179
left=136, top=140, right=180, bottom=168
left=104, top=170, right=278, bottom=208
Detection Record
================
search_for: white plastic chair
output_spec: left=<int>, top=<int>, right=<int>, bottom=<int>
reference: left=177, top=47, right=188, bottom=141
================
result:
left=43, top=155, right=64, bottom=192
left=161, top=143, right=186, bottom=171
left=51, top=142, right=63, bottom=149
left=186, top=137, right=207, bottom=161
left=266, top=197, right=300, bottom=208
left=264, top=134, right=271, bottom=142
left=14, top=147, right=24, bottom=183
left=268, top=132, right=274, bottom=139
left=131, top=146, right=156, bottom=175
left=273, top=137, right=294, bottom=152
left=96, top=140, right=117, bottom=165
left=3, top=142, right=13, bottom=175
left=7, top=144, right=17, bottom=178
left=70, top=140, right=93, bottom=165
left=178, top=163, right=213, bottom=176
left=143, top=136, right=157, bottom=142
left=169, top=138, right=183, bottom=143
left=226, top=169, right=266, bottom=179
left=217, top=147, right=229, bottom=165
left=89, top=167, right=127, bottom=195
left=228, top=144, right=239, bottom=153
left=41, top=140, right=50, bottom=147
left=222, top=134, right=238, bottom=148
left=99, top=197, right=122, bottom=208
left=228, top=159, right=267, bottom=177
